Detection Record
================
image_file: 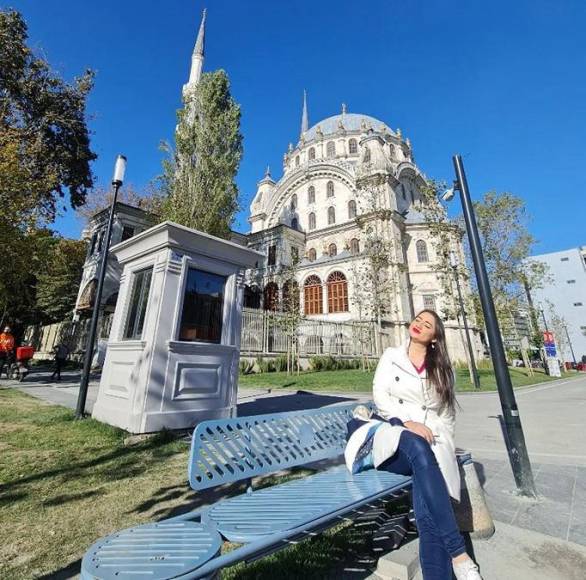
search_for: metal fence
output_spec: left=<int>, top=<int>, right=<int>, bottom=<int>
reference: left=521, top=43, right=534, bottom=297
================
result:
left=24, top=314, right=113, bottom=359
left=240, top=308, right=392, bottom=358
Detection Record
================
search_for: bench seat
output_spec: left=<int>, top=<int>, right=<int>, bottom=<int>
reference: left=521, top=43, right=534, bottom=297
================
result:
left=205, top=464, right=411, bottom=542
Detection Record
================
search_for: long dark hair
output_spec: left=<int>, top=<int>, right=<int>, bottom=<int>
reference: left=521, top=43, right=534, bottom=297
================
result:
left=417, top=309, right=456, bottom=412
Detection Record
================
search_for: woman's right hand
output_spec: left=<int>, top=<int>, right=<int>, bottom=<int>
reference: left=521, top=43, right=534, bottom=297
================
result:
left=404, top=420, right=435, bottom=444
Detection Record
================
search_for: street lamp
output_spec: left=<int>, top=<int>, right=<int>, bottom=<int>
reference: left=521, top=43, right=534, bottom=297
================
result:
left=449, top=250, right=481, bottom=389
left=563, top=324, right=578, bottom=367
left=76, top=155, right=127, bottom=419
left=447, top=154, right=536, bottom=496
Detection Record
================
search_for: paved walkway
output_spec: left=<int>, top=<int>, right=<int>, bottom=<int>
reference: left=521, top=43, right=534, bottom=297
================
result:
left=3, top=370, right=586, bottom=548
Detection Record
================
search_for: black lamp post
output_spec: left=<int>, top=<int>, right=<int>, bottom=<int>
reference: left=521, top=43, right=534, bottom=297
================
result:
left=76, top=155, right=127, bottom=419
left=449, top=250, right=481, bottom=389
left=447, top=154, right=536, bottom=496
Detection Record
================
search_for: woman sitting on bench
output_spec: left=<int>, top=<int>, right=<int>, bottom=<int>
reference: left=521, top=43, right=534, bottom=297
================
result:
left=373, top=310, right=482, bottom=580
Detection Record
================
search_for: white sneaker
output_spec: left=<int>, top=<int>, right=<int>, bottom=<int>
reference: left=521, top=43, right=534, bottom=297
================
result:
left=453, top=558, right=483, bottom=580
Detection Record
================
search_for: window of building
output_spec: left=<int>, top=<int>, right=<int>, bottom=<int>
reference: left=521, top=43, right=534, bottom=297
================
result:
left=348, top=139, right=358, bottom=154
left=304, top=275, right=323, bottom=315
left=123, top=267, right=153, bottom=340
left=291, top=246, right=299, bottom=263
left=581, top=326, right=586, bottom=336
left=308, top=212, right=316, bottom=230
left=328, top=206, right=336, bottom=225
left=327, top=180, right=335, bottom=197
left=308, top=185, right=315, bottom=204
left=96, top=230, right=105, bottom=253
left=350, top=238, right=360, bottom=255
left=89, top=232, right=98, bottom=255
left=263, top=282, right=279, bottom=311
left=423, top=295, right=436, bottom=311
left=411, top=188, right=415, bottom=203
left=291, top=217, right=299, bottom=230
left=567, top=280, right=576, bottom=284
left=244, top=285, right=261, bottom=309
left=178, top=269, right=226, bottom=343
left=327, top=271, right=349, bottom=313
left=401, top=183, right=406, bottom=200
left=416, top=240, right=429, bottom=263
left=363, top=147, right=371, bottom=163
left=348, top=200, right=357, bottom=219
left=326, top=141, right=336, bottom=157
left=561, top=257, right=569, bottom=262
left=389, top=144, right=396, bottom=158
left=308, top=247, right=317, bottom=261
left=574, top=302, right=583, bottom=307
left=121, top=225, right=135, bottom=242
left=295, top=156, right=300, bottom=167
left=308, top=147, right=316, bottom=160
left=268, top=244, right=277, bottom=266
left=329, top=243, right=337, bottom=257
left=290, top=193, right=297, bottom=210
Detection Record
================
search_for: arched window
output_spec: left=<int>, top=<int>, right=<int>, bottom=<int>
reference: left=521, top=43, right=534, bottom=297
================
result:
left=328, top=206, right=336, bottom=225
left=416, top=240, right=429, bottom=263
left=282, top=280, right=300, bottom=312
left=290, top=193, right=297, bottom=210
left=401, top=183, right=407, bottom=200
left=295, top=156, right=300, bottom=167
left=329, top=243, right=337, bottom=257
left=244, top=285, right=261, bottom=309
left=350, top=238, right=360, bottom=255
left=308, top=212, right=316, bottom=230
left=308, top=248, right=317, bottom=261
left=327, top=271, right=349, bottom=313
left=327, top=181, right=334, bottom=197
left=348, top=139, right=358, bottom=154
left=304, top=275, right=323, bottom=315
left=389, top=144, right=396, bottom=158
left=263, top=282, right=279, bottom=311
left=326, top=141, right=336, bottom=157
left=308, top=147, right=316, bottom=160
left=308, top=185, right=315, bottom=204
left=363, top=147, right=371, bottom=163
left=291, top=217, right=298, bottom=230
left=348, top=200, right=357, bottom=219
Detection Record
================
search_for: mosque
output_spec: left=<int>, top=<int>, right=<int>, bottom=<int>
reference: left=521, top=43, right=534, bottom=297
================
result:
left=75, top=9, right=480, bottom=362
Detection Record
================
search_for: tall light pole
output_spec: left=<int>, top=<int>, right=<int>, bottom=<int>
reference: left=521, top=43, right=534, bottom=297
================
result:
left=76, top=155, right=127, bottom=419
left=449, top=250, right=481, bottom=389
left=449, top=154, right=536, bottom=496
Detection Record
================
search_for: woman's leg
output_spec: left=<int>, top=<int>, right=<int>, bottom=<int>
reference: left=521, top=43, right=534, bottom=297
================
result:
left=379, top=430, right=466, bottom=559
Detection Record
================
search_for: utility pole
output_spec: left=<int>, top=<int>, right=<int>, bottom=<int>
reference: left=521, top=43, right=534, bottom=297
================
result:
left=452, top=154, right=536, bottom=496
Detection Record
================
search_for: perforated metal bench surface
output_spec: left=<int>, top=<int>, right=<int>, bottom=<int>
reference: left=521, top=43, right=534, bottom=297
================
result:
left=81, top=403, right=415, bottom=580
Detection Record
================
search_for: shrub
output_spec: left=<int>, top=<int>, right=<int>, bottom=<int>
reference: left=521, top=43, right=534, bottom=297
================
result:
left=256, top=356, right=276, bottom=373
left=274, top=355, right=288, bottom=372
left=239, top=359, right=255, bottom=375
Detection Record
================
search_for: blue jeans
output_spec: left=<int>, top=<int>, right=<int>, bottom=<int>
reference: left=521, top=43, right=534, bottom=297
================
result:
left=379, top=430, right=466, bottom=580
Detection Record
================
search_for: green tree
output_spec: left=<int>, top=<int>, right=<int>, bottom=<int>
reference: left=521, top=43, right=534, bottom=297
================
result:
left=0, top=9, right=95, bottom=328
left=36, top=239, right=87, bottom=323
left=0, top=9, right=96, bottom=226
left=160, top=70, right=243, bottom=238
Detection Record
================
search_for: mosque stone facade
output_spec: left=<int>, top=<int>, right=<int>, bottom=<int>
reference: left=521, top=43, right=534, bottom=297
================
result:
left=245, top=97, right=480, bottom=361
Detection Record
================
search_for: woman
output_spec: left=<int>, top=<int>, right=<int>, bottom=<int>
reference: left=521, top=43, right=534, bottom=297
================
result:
left=373, top=310, right=482, bottom=580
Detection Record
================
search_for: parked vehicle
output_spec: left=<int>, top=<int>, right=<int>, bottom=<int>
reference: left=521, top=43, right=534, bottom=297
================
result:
left=7, top=346, right=35, bottom=382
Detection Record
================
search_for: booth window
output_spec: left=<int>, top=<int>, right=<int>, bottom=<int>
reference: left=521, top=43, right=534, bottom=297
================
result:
left=124, top=267, right=153, bottom=339
left=121, top=225, right=135, bottom=241
left=179, top=268, right=226, bottom=343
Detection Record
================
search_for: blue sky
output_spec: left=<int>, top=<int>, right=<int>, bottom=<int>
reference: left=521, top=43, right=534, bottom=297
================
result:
left=10, top=0, right=586, bottom=254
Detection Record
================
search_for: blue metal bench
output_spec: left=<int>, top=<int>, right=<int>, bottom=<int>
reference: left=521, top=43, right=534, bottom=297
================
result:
left=81, top=403, right=413, bottom=579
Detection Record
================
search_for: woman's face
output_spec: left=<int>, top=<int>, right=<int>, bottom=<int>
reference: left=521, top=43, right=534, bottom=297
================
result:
left=408, top=312, right=437, bottom=346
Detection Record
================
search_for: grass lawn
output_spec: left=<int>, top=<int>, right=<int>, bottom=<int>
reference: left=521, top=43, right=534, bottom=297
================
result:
left=0, top=388, right=398, bottom=579
left=239, top=366, right=562, bottom=393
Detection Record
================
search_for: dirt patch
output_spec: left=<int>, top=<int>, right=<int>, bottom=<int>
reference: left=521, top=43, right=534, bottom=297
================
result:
left=526, top=541, right=586, bottom=580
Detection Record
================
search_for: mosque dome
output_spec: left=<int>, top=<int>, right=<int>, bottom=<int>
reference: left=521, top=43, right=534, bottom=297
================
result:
left=304, top=113, right=394, bottom=140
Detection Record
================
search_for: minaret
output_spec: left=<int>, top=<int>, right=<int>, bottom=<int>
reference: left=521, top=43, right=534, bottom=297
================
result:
left=300, top=90, right=309, bottom=136
left=183, top=9, right=207, bottom=98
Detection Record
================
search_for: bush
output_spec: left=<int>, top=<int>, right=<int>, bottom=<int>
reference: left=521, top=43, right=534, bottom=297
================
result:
left=309, top=356, right=364, bottom=372
left=256, top=356, right=276, bottom=373
left=274, top=355, right=288, bottom=372
left=239, top=359, right=255, bottom=375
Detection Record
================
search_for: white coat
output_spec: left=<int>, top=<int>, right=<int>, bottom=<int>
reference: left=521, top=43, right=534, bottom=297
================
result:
left=373, top=343, right=461, bottom=501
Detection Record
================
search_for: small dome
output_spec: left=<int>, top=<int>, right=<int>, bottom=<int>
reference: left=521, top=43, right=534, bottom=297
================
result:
left=304, top=113, right=394, bottom=140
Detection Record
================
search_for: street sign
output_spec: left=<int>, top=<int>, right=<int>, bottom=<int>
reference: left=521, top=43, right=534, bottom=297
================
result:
left=543, top=331, right=555, bottom=346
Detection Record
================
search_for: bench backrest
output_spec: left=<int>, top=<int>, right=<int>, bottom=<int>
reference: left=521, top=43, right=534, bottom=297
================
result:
left=188, top=402, right=369, bottom=491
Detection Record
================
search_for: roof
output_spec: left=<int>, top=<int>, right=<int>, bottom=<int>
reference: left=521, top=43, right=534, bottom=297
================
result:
left=304, top=113, right=394, bottom=141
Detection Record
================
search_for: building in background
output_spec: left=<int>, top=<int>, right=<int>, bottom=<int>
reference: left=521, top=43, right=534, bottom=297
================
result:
left=527, top=246, right=586, bottom=363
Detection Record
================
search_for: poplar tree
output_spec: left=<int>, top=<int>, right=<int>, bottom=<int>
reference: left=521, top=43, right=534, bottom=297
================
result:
left=160, top=70, right=243, bottom=238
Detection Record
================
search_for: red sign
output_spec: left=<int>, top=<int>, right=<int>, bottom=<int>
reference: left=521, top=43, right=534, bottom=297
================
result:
left=543, top=331, right=555, bottom=346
